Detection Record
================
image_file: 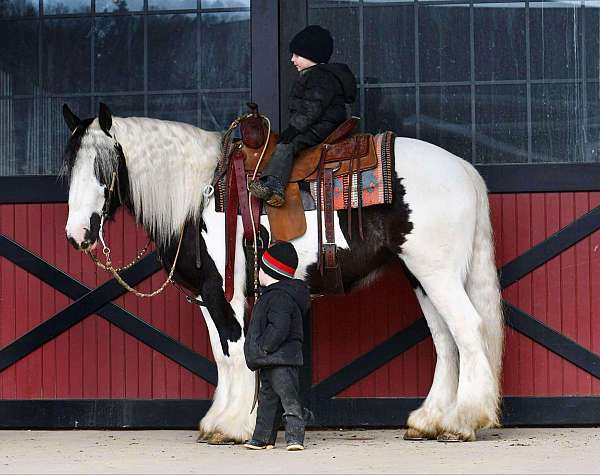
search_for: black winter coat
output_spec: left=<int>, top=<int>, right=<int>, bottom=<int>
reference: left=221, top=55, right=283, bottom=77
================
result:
left=244, top=279, right=311, bottom=371
left=280, top=63, right=357, bottom=145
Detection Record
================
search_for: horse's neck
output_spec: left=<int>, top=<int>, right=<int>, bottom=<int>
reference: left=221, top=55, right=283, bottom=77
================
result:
left=111, top=117, right=221, bottom=245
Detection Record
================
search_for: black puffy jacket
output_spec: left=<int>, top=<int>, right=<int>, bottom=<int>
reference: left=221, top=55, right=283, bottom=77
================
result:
left=244, top=279, right=311, bottom=371
left=281, top=63, right=357, bottom=144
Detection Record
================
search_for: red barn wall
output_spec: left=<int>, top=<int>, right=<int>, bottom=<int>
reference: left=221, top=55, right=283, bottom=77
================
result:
left=1, top=193, right=600, bottom=400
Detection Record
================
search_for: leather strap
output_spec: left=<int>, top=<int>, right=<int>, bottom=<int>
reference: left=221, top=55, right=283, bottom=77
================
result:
left=232, top=150, right=254, bottom=242
left=322, top=243, right=343, bottom=293
left=224, top=154, right=240, bottom=302
left=230, top=149, right=263, bottom=303
left=316, top=147, right=325, bottom=273
left=322, top=157, right=343, bottom=293
left=324, top=167, right=335, bottom=245
left=324, top=243, right=337, bottom=269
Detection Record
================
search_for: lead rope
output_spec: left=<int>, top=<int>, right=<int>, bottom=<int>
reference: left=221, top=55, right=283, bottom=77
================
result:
left=248, top=115, right=271, bottom=302
left=250, top=116, right=271, bottom=183
left=89, top=219, right=185, bottom=298
left=88, top=241, right=151, bottom=273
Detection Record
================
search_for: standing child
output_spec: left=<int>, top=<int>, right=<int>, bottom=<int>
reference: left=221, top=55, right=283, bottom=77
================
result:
left=244, top=241, right=311, bottom=451
left=248, top=24, right=357, bottom=207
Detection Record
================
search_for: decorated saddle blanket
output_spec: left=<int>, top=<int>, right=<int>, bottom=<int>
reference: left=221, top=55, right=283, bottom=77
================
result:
left=309, top=131, right=394, bottom=210
left=213, top=131, right=395, bottom=213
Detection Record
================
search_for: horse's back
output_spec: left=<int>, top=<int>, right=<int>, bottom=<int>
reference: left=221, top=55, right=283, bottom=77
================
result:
left=394, top=137, right=475, bottom=189
left=394, top=137, right=481, bottom=262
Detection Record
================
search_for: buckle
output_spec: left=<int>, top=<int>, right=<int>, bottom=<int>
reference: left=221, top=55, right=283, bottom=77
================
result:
left=243, top=235, right=264, bottom=249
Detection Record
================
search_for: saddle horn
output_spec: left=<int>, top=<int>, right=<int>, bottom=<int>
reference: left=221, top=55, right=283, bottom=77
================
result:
left=240, top=102, right=267, bottom=149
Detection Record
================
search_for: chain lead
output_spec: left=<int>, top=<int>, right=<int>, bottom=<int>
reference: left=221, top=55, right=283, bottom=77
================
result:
left=88, top=226, right=184, bottom=298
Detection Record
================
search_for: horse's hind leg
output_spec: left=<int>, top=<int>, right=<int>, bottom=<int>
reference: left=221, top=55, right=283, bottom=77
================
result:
left=416, top=272, right=498, bottom=441
left=404, top=286, right=459, bottom=440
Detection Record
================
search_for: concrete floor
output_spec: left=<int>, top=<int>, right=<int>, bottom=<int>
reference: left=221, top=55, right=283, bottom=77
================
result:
left=1, top=428, right=599, bottom=474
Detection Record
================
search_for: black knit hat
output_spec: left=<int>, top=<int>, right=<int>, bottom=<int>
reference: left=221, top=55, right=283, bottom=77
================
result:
left=289, top=25, right=333, bottom=64
left=261, top=241, right=299, bottom=280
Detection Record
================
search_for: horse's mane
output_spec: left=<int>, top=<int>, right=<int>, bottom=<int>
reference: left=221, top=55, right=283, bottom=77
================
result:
left=73, top=117, right=222, bottom=244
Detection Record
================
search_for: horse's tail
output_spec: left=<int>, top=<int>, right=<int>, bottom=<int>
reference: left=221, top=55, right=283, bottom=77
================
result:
left=461, top=160, right=505, bottom=423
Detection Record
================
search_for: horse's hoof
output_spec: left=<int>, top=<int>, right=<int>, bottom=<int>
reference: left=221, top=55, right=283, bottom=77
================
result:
left=207, top=432, right=237, bottom=445
left=196, top=427, right=210, bottom=443
left=403, top=428, right=431, bottom=441
left=437, top=432, right=466, bottom=443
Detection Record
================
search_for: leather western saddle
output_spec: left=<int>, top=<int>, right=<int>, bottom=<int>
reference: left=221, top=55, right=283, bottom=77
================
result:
left=224, top=103, right=378, bottom=296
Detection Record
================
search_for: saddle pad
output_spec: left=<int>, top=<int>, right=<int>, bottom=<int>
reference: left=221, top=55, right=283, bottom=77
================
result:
left=309, top=131, right=395, bottom=210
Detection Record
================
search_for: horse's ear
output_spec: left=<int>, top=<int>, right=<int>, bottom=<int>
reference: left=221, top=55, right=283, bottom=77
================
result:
left=98, top=102, right=112, bottom=136
left=62, top=104, right=81, bottom=132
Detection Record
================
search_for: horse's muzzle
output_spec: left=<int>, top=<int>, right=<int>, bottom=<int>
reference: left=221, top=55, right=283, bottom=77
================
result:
left=66, top=234, right=96, bottom=252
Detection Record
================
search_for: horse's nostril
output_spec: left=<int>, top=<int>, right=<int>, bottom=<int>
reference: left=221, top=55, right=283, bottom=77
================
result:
left=80, top=240, right=90, bottom=251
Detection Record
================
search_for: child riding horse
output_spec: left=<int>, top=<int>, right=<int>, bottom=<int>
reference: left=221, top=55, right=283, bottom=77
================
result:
left=249, top=25, right=357, bottom=207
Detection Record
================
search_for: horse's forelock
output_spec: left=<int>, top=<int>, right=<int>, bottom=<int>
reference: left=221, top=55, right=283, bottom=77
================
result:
left=60, top=117, right=95, bottom=182
left=92, top=136, right=123, bottom=187
left=62, top=119, right=123, bottom=189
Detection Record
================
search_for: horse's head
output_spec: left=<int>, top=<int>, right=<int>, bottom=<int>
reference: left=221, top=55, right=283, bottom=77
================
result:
left=62, top=103, right=126, bottom=251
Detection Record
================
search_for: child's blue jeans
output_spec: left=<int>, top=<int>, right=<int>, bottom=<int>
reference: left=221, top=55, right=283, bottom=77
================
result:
left=252, top=365, right=305, bottom=445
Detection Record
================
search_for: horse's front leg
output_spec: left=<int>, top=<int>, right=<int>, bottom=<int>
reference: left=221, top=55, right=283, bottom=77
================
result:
left=197, top=300, right=256, bottom=444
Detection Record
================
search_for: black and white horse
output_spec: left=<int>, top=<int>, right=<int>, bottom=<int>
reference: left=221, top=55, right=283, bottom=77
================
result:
left=62, top=103, right=504, bottom=443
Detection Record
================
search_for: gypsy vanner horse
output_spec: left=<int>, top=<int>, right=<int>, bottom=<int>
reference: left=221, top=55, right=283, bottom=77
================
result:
left=61, top=103, right=503, bottom=443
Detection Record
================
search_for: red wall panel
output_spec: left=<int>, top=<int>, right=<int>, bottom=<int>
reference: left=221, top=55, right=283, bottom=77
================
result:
left=0, top=204, right=214, bottom=400
left=1, top=193, right=600, bottom=400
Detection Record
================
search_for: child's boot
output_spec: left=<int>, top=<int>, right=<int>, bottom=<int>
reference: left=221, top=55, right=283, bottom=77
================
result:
left=244, top=439, right=275, bottom=450
left=286, top=442, right=304, bottom=451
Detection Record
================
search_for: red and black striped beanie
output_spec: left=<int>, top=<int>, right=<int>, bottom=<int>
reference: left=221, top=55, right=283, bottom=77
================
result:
left=261, top=241, right=298, bottom=280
